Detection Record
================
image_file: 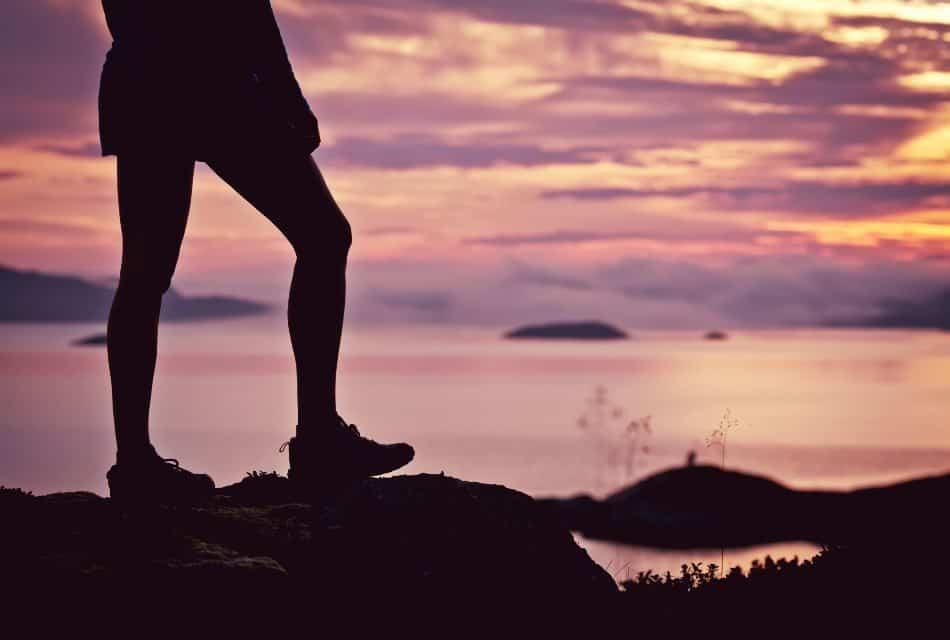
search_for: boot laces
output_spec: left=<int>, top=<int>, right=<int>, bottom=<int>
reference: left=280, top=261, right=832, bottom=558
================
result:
left=161, top=458, right=188, bottom=472
left=339, top=418, right=380, bottom=445
left=277, top=417, right=379, bottom=453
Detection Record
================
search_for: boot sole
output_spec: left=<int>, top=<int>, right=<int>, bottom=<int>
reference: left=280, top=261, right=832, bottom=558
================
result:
left=288, top=452, right=414, bottom=496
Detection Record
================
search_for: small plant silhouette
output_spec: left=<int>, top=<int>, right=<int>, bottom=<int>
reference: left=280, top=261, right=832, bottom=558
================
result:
left=705, top=408, right=739, bottom=468
left=622, top=415, right=653, bottom=480
left=629, top=562, right=721, bottom=593
left=245, top=470, right=280, bottom=479
left=0, top=486, right=34, bottom=501
left=704, top=408, right=742, bottom=575
left=577, top=385, right=652, bottom=489
left=620, top=554, right=811, bottom=595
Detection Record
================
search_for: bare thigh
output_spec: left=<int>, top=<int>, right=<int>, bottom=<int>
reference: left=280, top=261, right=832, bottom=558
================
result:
left=116, top=154, right=196, bottom=292
left=205, top=154, right=351, bottom=259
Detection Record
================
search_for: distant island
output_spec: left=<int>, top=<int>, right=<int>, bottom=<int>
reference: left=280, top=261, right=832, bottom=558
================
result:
left=704, top=330, right=728, bottom=341
left=72, top=333, right=107, bottom=347
left=856, top=286, right=950, bottom=331
left=0, top=265, right=269, bottom=323
left=504, top=321, right=628, bottom=340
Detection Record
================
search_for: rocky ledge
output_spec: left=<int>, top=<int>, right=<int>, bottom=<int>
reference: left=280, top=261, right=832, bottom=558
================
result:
left=1, top=473, right=615, bottom=607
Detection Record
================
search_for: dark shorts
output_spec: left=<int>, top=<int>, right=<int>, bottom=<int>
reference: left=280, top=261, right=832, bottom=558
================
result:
left=98, top=48, right=320, bottom=161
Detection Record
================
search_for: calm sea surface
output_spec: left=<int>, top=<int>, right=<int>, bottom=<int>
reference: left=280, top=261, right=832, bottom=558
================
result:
left=3, top=316, right=950, bottom=578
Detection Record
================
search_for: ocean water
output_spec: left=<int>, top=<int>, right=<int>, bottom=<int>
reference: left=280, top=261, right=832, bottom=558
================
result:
left=3, top=315, right=950, bottom=579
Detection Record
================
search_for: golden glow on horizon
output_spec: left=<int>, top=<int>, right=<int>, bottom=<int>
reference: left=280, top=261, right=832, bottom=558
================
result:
left=897, top=104, right=950, bottom=161
left=900, top=72, right=950, bottom=92
left=823, top=25, right=890, bottom=45
left=697, top=0, right=950, bottom=26
left=641, top=33, right=827, bottom=85
left=835, top=104, right=931, bottom=120
left=898, top=125, right=950, bottom=161
left=769, top=217, right=950, bottom=249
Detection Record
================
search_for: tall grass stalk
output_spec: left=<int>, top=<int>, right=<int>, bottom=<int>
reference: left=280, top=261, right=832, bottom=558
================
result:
left=577, top=385, right=653, bottom=489
left=706, top=409, right=740, bottom=576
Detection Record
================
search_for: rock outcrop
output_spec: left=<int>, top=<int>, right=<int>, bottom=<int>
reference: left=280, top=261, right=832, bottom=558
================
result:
left=1, top=473, right=615, bottom=606
left=539, top=465, right=950, bottom=549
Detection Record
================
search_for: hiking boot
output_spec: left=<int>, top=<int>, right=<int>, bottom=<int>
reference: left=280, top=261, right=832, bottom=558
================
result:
left=107, top=446, right=215, bottom=505
left=282, top=416, right=414, bottom=487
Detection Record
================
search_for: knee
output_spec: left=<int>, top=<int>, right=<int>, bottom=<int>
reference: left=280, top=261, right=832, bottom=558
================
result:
left=116, top=260, right=177, bottom=299
left=336, top=215, right=353, bottom=257
left=292, top=214, right=352, bottom=265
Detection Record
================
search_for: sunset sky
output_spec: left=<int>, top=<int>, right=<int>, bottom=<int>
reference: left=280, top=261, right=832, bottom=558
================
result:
left=2, top=0, right=949, bottom=327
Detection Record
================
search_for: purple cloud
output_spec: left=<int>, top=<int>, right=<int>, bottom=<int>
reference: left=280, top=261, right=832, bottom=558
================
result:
left=371, top=288, right=454, bottom=321
left=1, top=1, right=107, bottom=141
left=328, top=135, right=606, bottom=169
left=505, top=260, right=593, bottom=291
left=541, top=181, right=950, bottom=217
left=362, top=226, right=418, bottom=236
left=33, top=141, right=103, bottom=158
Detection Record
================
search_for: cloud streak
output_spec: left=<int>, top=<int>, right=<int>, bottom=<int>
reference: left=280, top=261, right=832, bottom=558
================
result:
left=329, top=135, right=606, bottom=169
left=541, top=181, right=950, bottom=217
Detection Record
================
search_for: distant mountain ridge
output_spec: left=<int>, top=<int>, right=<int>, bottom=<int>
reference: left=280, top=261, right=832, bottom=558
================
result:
left=0, top=265, right=269, bottom=322
left=860, top=287, right=950, bottom=331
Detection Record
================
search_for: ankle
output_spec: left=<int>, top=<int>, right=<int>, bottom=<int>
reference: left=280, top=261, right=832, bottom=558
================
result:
left=116, top=444, right=158, bottom=466
left=296, top=414, right=341, bottom=438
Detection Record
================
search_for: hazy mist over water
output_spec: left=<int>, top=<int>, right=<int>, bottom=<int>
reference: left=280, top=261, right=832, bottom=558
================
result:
left=3, top=315, right=950, bottom=575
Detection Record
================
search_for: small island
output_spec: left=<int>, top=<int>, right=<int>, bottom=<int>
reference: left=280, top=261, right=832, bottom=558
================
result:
left=72, top=333, right=108, bottom=347
left=704, top=330, right=728, bottom=341
left=504, top=321, right=628, bottom=340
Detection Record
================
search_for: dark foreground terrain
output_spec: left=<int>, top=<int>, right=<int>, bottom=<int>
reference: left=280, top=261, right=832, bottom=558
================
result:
left=0, top=472, right=612, bottom=621
left=2, top=467, right=947, bottom=631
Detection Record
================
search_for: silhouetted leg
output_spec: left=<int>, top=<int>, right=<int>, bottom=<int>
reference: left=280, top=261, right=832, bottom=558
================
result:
left=108, top=153, right=195, bottom=462
left=206, top=154, right=351, bottom=431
